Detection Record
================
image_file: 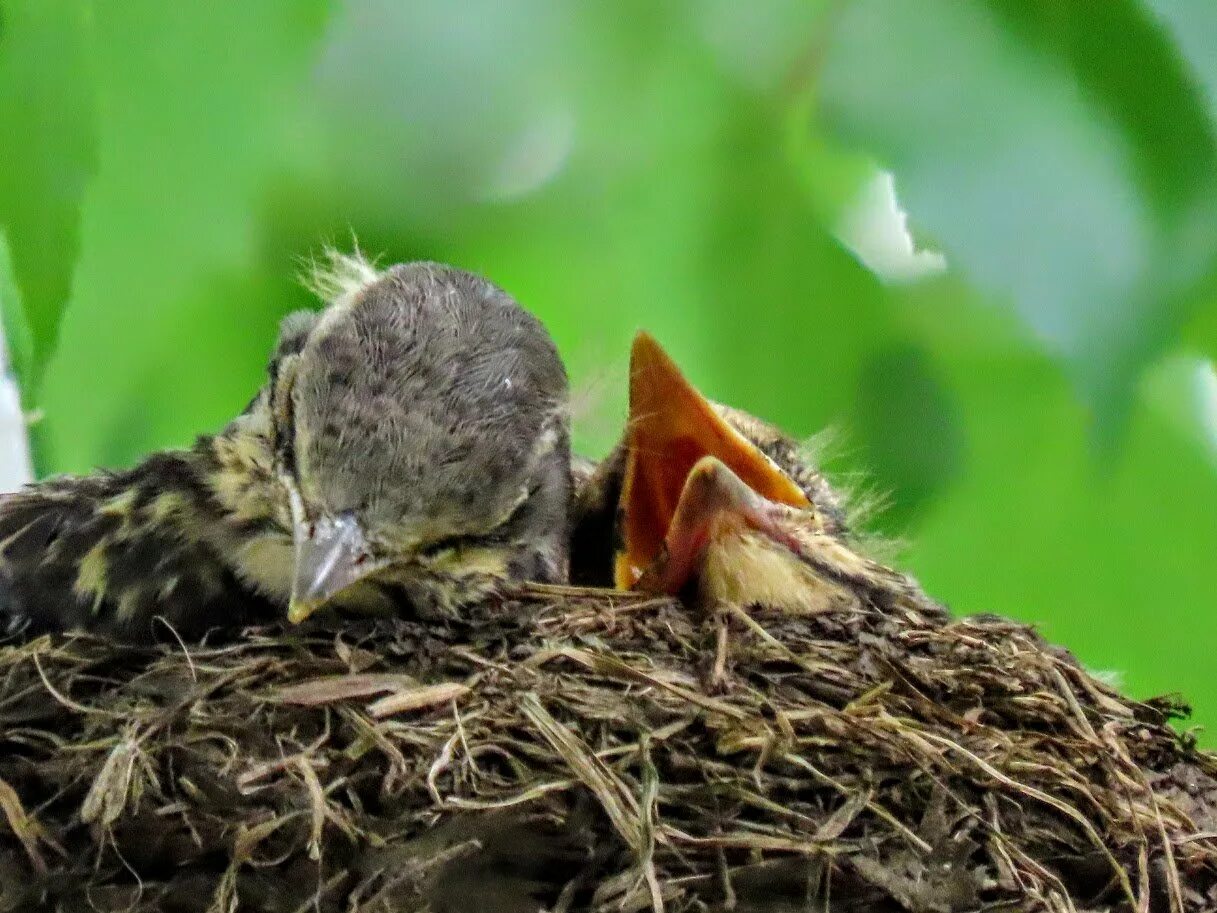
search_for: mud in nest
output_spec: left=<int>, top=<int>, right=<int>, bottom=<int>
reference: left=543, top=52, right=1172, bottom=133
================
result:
left=0, top=587, right=1214, bottom=913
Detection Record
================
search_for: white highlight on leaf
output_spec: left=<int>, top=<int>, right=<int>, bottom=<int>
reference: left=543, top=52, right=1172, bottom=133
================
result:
left=1142, top=355, right=1217, bottom=470
left=1191, top=358, right=1217, bottom=459
left=482, top=107, right=576, bottom=203
left=0, top=236, right=32, bottom=491
left=0, top=363, right=32, bottom=492
left=837, top=171, right=947, bottom=284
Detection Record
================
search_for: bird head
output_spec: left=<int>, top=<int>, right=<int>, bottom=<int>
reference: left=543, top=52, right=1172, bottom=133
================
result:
left=266, top=256, right=570, bottom=623
left=613, top=331, right=832, bottom=592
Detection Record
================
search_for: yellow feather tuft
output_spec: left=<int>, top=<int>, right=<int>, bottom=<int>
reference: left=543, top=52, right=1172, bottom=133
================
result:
left=98, top=488, right=139, bottom=520
left=302, top=247, right=381, bottom=309
left=74, top=540, right=110, bottom=616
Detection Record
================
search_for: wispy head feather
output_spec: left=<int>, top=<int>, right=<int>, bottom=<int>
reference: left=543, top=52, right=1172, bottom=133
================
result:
left=301, top=246, right=382, bottom=308
left=798, top=427, right=906, bottom=562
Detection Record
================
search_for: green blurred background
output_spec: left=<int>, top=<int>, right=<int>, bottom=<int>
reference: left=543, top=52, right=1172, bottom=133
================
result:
left=1, top=1, right=1215, bottom=743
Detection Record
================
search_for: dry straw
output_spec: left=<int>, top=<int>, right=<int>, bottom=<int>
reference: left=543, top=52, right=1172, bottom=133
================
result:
left=0, top=583, right=1213, bottom=912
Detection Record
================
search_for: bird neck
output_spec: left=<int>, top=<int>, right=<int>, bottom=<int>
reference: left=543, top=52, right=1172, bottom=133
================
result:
left=187, top=405, right=297, bottom=604
left=195, top=405, right=282, bottom=529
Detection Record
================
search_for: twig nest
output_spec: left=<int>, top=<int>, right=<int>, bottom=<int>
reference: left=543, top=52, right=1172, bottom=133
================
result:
left=0, top=586, right=1213, bottom=912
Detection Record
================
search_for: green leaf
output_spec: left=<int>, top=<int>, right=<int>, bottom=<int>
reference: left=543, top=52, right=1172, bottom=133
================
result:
left=34, top=1, right=329, bottom=474
left=903, top=333, right=1217, bottom=745
left=310, top=4, right=749, bottom=459
left=0, top=0, right=97, bottom=396
left=854, top=343, right=964, bottom=532
left=818, top=0, right=1217, bottom=427
left=1143, top=1, right=1217, bottom=120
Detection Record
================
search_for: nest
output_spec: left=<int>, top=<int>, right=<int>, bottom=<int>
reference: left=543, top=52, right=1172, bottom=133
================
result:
left=0, top=586, right=1214, bottom=913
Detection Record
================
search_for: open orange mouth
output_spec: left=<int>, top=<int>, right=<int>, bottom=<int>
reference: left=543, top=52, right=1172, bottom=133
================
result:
left=615, top=332, right=810, bottom=591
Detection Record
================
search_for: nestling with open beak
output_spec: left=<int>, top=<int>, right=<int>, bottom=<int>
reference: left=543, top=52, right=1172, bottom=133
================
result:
left=0, top=255, right=571, bottom=641
left=573, top=332, right=940, bottom=619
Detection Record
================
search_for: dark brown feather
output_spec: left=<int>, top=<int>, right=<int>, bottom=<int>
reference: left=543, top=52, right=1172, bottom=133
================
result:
left=0, top=448, right=279, bottom=642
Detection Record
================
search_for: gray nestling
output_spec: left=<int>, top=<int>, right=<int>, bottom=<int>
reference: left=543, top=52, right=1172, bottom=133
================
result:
left=0, top=255, right=571, bottom=641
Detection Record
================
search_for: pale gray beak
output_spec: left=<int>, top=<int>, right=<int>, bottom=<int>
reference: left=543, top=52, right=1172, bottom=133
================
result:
left=288, top=510, right=376, bottom=624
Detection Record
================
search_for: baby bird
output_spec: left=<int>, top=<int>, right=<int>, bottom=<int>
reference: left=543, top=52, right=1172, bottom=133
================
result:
left=573, top=332, right=939, bottom=618
left=0, top=256, right=571, bottom=641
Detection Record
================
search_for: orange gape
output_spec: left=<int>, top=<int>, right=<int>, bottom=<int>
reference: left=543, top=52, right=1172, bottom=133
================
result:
left=616, top=332, right=810, bottom=590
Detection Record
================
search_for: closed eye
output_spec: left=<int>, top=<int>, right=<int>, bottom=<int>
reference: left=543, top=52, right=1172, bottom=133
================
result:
left=416, top=535, right=475, bottom=559
left=416, top=481, right=540, bottom=559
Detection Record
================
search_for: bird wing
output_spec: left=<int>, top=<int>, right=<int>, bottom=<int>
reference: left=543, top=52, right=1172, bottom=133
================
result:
left=0, top=481, right=114, bottom=637
left=0, top=460, right=277, bottom=642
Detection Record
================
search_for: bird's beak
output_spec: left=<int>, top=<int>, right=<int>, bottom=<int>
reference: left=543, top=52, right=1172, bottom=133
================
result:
left=616, top=332, right=810, bottom=591
left=288, top=510, right=375, bottom=624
